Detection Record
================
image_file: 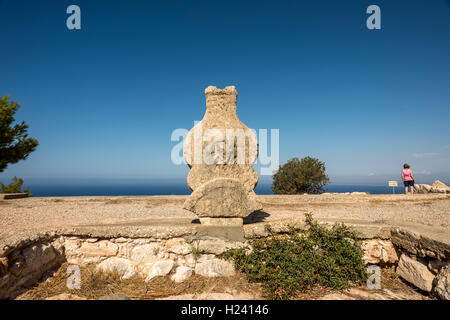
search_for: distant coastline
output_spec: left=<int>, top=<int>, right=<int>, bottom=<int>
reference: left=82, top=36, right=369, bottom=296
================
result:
left=20, top=182, right=407, bottom=197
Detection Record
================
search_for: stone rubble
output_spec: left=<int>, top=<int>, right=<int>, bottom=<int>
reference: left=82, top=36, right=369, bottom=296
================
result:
left=414, top=180, right=450, bottom=194
left=396, top=254, right=435, bottom=292
left=362, top=240, right=399, bottom=265
left=433, top=265, right=450, bottom=300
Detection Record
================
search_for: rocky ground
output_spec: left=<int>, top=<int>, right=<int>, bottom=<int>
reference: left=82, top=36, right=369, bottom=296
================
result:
left=1, top=193, right=448, bottom=250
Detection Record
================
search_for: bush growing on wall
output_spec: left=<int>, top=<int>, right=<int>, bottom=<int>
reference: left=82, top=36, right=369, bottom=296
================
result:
left=221, top=214, right=368, bottom=300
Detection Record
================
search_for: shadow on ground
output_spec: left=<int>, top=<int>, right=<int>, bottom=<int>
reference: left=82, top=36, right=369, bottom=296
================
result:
left=244, top=211, right=270, bottom=224
left=190, top=211, right=270, bottom=225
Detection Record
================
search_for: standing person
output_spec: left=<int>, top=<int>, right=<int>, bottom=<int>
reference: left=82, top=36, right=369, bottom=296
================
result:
left=402, top=164, right=415, bottom=194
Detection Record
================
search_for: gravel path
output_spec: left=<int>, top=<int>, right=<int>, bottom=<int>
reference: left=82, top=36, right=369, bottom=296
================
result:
left=1, top=194, right=448, bottom=248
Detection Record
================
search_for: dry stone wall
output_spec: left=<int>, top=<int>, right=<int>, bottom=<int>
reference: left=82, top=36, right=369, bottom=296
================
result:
left=0, top=240, right=65, bottom=299
left=0, top=235, right=245, bottom=299
left=0, top=227, right=449, bottom=300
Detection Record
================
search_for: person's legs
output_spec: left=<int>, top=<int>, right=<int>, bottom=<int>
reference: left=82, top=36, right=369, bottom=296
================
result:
left=405, top=181, right=413, bottom=194
left=410, top=185, right=414, bottom=194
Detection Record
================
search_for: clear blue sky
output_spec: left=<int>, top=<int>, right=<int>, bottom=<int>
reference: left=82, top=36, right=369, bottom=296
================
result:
left=1, top=0, right=449, bottom=185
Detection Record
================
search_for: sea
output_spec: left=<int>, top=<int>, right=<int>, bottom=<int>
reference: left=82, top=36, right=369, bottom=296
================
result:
left=24, top=182, right=400, bottom=197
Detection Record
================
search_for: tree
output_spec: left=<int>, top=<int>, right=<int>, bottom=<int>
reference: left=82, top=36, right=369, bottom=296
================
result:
left=272, top=157, right=330, bottom=194
left=1, top=176, right=30, bottom=194
left=0, top=95, right=38, bottom=172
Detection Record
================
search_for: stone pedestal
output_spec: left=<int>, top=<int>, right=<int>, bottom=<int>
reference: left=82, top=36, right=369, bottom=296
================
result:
left=199, top=218, right=243, bottom=226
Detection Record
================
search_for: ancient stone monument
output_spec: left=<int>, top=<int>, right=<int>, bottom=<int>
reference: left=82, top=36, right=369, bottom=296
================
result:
left=183, top=86, right=262, bottom=228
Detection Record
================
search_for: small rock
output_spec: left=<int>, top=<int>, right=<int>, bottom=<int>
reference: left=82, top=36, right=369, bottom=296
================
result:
left=428, top=260, right=447, bottom=274
left=136, top=261, right=155, bottom=275
left=63, top=239, right=81, bottom=256
left=164, top=239, right=191, bottom=255
left=167, top=244, right=191, bottom=255
left=176, top=254, right=196, bottom=268
left=164, top=238, right=186, bottom=251
left=433, top=265, right=450, bottom=300
left=171, top=266, right=193, bottom=283
left=396, top=254, right=435, bottom=292
left=362, top=240, right=398, bottom=264
left=414, top=184, right=432, bottom=193
left=431, top=180, right=449, bottom=190
left=78, top=241, right=118, bottom=257
left=194, top=258, right=235, bottom=277
left=113, top=237, right=131, bottom=243
left=22, top=243, right=59, bottom=274
left=431, top=187, right=448, bottom=193
left=51, top=238, right=65, bottom=256
left=96, top=257, right=136, bottom=279
left=130, top=243, right=159, bottom=262
left=145, top=260, right=174, bottom=281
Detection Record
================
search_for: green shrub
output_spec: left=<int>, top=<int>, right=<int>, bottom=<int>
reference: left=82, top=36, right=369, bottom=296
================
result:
left=220, top=214, right=367, bottom=299
left=1, top=176, right=31, bottom=195
left=272, top=157, right=329, bottom=194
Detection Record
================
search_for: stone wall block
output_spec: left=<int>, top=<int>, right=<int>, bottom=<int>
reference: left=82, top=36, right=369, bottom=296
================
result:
left=397, top=254, right=435, bottom=292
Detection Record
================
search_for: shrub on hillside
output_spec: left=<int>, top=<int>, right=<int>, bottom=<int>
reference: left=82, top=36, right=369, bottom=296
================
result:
left=1, top=176, right=30, bottom=195
left=272, top=157, right=329, bottom=194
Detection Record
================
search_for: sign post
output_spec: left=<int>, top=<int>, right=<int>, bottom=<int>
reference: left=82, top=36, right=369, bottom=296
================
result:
left=388, top=181, right=398, bottom=194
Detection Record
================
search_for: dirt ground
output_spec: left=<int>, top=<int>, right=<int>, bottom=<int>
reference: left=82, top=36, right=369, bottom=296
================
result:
left=1, top=194, right=449, bottom=249
left=16, top=263, right=263, bottom=300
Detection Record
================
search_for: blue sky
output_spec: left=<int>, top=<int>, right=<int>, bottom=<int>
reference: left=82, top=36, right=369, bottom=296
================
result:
left=1, top=0, right=449, bottom=185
